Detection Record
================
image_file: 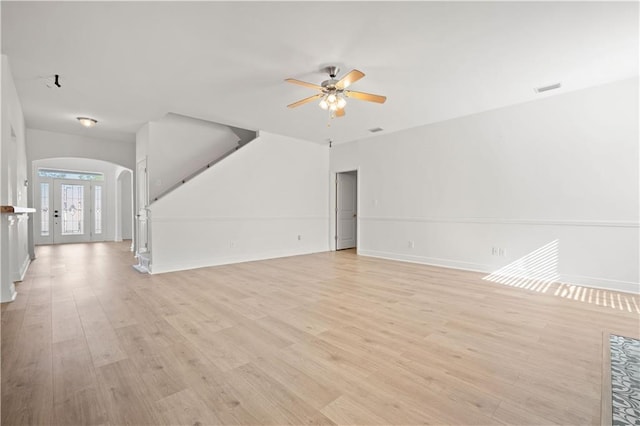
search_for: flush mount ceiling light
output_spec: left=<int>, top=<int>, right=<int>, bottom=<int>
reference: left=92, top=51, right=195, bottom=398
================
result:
left=77, top=117, right=98, bottom=128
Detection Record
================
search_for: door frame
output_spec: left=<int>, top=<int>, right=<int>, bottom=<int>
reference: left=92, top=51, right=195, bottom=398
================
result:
left=35, top=171, right=106, bottom=245
left=135, top=157, right=149, bottom=256
left=332, top=168, right=359, bottom=251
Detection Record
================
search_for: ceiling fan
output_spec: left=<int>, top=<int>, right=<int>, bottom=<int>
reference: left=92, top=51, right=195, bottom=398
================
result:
left=285, top=66, right=386, bottom=118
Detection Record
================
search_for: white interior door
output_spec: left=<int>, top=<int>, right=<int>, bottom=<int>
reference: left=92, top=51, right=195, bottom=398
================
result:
left=336, top=172, right=357, bottom=250
left=53, top=179, right=91, bottom=244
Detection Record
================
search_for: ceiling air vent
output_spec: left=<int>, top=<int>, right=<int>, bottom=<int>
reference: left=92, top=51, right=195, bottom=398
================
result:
left=369, top=127, right=384, bottom=133
left=534, top=82, right=562, bottom=94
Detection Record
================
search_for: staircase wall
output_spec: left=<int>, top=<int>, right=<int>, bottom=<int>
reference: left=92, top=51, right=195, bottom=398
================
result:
left=149, top=131, right=329, bottom=274
left=137, top=113, right=241, bottom=202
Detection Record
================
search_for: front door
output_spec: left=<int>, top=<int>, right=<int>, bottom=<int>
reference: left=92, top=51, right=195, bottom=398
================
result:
left=336, top=171, right=357, bottom=250
left=53, top=179, right=91, bottom=244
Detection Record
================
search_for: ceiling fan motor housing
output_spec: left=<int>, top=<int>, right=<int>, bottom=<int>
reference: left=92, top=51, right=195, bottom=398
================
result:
left=321, top=79, right=341, bottom=92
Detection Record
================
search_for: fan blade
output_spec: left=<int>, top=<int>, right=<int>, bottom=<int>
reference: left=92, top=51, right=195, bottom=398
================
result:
left=335, top=108, right=346, bottom=117
left=285, top=78, right=323, bottom=91
left=287, top=93, right=323, bottom=108
left=344, top=90, right=387, bottom=104
left=335, top=69, right=365, bottom=90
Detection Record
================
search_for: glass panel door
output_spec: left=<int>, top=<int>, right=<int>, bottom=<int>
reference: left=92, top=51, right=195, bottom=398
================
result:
left=53, top=179, right=90, bottom=244
left=61, top=183, right=85, bottom=235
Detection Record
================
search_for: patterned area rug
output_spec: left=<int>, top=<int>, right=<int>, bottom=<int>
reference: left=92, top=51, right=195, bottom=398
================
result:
left=610, top=335, right=640, bottom=426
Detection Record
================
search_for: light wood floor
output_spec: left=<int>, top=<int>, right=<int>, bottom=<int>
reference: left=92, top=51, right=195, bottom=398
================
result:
left=2, top=242, right=638, bottom=425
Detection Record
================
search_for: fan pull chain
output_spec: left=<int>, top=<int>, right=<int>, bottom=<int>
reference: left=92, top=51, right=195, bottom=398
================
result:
left=327, top=110, right=336, bottom=127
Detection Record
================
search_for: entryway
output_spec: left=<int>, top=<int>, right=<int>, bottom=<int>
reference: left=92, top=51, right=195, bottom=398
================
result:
left=32, top=158, right=134, bottom=246
left=335, top=170, right=357, bottom=250
left=40, top=172, right=104, bottom=244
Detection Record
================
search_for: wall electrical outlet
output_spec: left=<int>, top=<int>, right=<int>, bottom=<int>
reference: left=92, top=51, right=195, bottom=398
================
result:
left=492, top=247, right=506, bottom=256
left=409, top=240, right=415, bottom=249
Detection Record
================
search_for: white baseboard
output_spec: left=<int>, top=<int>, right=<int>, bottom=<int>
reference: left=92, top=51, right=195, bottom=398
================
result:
left=1, top=283, right=17, bottom=303
left=357, top=249, right=640, bottom=295
left=357, top=249, right=489, bottom=274
left=133, top=252, right=151, bottom=274
left=13, top=255, right=31, bottom=282
left=560, top=274, right=639, bottom=295
left=132, top=264, right=150, bottom=273
left=150, top=246, right=329, bottom=275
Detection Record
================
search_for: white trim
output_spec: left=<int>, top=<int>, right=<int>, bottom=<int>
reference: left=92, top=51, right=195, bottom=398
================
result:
left=358, top=249, right=640, bottom=295
left=150, top=248, right=326, bottom=274
left=559, top=274, right=640, bottom=295
left=357, top=249, right=489, bottom=274
left=0, top=285, right=17, bottom=303
left=359, top=216, right=639, bottom=228
left=152, top=216, right=328, bottom=223
left=16, top=256, right=31, bottom=282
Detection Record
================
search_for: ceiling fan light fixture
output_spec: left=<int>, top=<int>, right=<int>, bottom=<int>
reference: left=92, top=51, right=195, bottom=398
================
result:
left=77, top=117, right=98, bottom=128
left=285, top=67, right=385, bottom=118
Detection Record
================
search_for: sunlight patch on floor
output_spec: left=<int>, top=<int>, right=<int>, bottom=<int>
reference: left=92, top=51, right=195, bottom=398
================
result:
left=483, top=239, right=639, bottom=313
left=554, top=283, right=640, bottom=313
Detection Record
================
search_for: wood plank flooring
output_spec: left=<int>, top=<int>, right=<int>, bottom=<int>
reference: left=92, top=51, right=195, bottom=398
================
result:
left=2, top=242, right=638, bottom=425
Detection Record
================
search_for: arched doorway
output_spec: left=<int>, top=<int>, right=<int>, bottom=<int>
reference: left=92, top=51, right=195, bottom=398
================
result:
left=31, top=157, right=134, bottom=246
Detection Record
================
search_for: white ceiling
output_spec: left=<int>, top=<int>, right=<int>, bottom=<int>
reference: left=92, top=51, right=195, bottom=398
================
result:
left=2, top=1, right=638, bottom=145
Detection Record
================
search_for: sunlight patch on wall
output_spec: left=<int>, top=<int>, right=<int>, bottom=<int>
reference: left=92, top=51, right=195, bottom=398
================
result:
left=483, top=240, right=559, bottom=293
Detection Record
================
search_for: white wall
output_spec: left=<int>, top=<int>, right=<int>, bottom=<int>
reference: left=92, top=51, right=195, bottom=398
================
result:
left=27, top=128, right=135, bottom=170
left=149, top=131, right=329, bottom=273
left=136, top=123, right=149, bottom=165
left=1, top=55, right=30, bottom=302
left=118, top=170, right=133, bottom=240
left=139, top=113, right=240, bottom=202
left=32, top=158, right=133, bottom=244
left=330, top=78, right=639, bottom=293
